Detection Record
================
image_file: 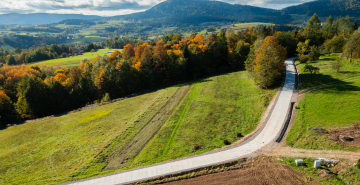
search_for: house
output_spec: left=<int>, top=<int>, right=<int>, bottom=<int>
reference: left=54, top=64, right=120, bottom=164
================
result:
left=90, top=49, right=96, bottom=52
left=80, top=47, right=85, bottom=52
left=72, top=49, right=82, bottom=56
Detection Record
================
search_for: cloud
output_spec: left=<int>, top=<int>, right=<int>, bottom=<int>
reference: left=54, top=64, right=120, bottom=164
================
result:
left=0, top=0, right=315, bottom=16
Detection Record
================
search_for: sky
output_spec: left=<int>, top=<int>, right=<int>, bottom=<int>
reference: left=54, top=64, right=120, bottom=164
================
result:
left=0, top=0, right=315, bottom=17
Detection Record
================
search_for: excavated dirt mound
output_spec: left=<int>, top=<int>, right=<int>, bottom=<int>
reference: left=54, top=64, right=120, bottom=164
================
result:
left=328, top=122, right=360, bottom=147
left=162, top=157, right=320, bottom=185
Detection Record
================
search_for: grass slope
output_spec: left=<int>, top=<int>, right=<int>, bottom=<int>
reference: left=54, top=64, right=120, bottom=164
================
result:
left=0, top=71, right=276, bottom=184
left=29, top=49, right=118, bottom=68
left=287, top=54, right=360, bottom=151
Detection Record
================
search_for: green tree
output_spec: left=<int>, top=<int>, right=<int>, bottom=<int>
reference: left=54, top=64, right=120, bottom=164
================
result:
left=323, top=35, right=345, bottom=54
left=232, top=40, right=250, bottom=70
left=0, top=91, right=17, bottom=127
left=16, top=77, right=52, bottom=119
left=322, top=16, right=335, bottom=39
left=343, top=30, right=360, bottom=58
left=308, top=46, right=321, bottom=61
left=302, top=13, right=324, bottom=46
left=296, top=40, right=310, bottom=56
left=7, top=56, right=16, bottom=65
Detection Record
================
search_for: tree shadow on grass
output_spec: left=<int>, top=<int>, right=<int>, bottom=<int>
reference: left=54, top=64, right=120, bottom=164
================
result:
left=299, top=73, right=360, bottom=93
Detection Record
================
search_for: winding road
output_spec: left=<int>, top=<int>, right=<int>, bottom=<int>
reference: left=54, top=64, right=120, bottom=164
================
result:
left=66, top=57, right=297, bottom=185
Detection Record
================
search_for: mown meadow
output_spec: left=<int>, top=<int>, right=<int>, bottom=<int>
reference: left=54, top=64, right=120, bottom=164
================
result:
left=30, top=49, right=118, bottom=68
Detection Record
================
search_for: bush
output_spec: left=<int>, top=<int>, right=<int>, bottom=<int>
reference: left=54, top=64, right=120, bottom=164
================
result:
left=332, top=60, right=343, bottom=72
left=298, top=55, right=309, bottom=63
left=224, top=140, right=231, bottom=145
left=356, top=159, right=360, bottom=169
left=103, top=93, right=111, bottom=103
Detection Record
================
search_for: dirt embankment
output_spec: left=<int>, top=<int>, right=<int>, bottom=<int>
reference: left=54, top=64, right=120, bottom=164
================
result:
left=155, top=156, right=320, bottom=185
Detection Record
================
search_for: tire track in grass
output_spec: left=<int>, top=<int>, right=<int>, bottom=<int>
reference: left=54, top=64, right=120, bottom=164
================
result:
left=104, top=85, right=191, bottom=170
left=161, top=84, right=201, bottom=157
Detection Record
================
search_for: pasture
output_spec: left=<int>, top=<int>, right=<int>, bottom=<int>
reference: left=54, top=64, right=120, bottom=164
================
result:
left=29, top=49, right=119, bottom=68
left=286, top=54, right=360, bottom=151
left=0, top=70, right=276, bottom=184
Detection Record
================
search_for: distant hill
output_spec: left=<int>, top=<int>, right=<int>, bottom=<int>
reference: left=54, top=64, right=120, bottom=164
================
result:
left=113, top=0, right=360, bottom=25
left=0, top=13, right=101, bottom=25
left=2, top=0, right=360, bottom=27
left=114, top=0, right=289, bottom=24
left=282, top=0, right=360, bottom=17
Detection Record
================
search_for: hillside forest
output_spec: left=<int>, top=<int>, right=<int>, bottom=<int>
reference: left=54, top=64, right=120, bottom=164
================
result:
left=1, top=14, right=360, bottom=127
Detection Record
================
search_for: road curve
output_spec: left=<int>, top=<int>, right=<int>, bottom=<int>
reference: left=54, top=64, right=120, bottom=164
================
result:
left=66, top=58, right=297, bottom=185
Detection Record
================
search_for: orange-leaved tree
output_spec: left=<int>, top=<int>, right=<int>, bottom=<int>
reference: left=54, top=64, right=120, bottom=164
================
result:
left=253, top=36, right=287, bottom=88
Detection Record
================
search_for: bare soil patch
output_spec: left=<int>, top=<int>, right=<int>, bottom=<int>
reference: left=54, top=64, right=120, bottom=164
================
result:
left=155, top=156, right=319, bottom=185
left=328, top=122, right=360, bottom=147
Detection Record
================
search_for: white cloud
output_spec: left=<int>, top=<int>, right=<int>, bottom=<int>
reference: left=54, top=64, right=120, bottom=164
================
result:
left=0, top=0, right=315, bottom=16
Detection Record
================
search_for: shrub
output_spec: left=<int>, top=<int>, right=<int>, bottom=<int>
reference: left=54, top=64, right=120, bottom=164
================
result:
left=237, top=133, right=243, bottom=137
left=332, top=60, right=343, bottom=72
left=356, top=159, right=360, bottom=169
left=103, top=93, right=111, bottom=103
left=193, top=145, right=201, bottom=151
left=224, top=140, right=231, bottom=145
left=299, top=55, right=309, bottom=63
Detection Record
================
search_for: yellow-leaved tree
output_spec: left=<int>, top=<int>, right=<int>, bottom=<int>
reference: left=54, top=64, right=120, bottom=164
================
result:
left=253, top=36, right=287, bottom=88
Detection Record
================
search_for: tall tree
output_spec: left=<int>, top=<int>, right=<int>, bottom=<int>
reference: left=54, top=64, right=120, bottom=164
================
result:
left=253, top=36, right=287, bottom=88
left=302, top=13, right=324, bottom=46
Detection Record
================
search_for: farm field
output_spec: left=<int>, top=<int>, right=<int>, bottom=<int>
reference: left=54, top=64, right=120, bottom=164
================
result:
left=29, top=49, right=119, bottom=68
left=182, top=22, right=274, bottom=36
left=0, top=70, right=276, bottom=184
left=286, top=54, right=360, bottom=151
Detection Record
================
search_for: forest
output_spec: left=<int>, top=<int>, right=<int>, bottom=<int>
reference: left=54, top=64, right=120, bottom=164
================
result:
left=1, top=14, right=360, bottom=128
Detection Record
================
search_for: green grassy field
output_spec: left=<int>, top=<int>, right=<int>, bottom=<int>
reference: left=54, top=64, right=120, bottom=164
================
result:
left=286, top=54, right=360, bottom=151
left=0, top=70, right=276, bottom=184
left=298, top=54, right=360, bottom=90
left=29, top=49, right=118, bottom=68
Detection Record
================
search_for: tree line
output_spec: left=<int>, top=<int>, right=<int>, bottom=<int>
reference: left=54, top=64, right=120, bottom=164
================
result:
left=0, top=43, right=103, bottom=65
left=1, top=13, right=360, bottom=127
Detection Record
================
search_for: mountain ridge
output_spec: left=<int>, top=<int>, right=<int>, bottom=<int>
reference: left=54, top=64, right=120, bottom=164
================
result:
left=0, top=13, right=101, bottom=25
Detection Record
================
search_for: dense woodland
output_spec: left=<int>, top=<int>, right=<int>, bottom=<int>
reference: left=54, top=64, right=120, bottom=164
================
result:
left=1, top=14, right=360, bottom=127
left=0, top=35, right=67, bottom=50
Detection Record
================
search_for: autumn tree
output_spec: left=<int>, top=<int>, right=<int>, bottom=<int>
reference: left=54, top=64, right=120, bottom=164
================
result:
left=253, top=36, right=287, bottom=88
left=122, top=44, right=135, bottom=60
